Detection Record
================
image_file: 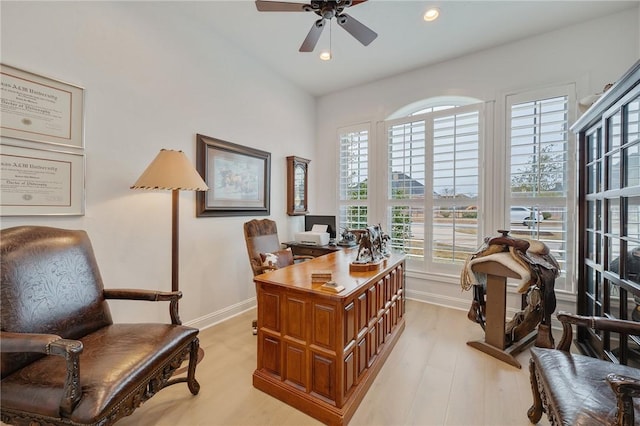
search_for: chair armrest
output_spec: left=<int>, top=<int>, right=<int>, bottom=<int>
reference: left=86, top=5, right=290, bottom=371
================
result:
left=256, top=265, right=277, bottom=274
left=103, top=288, right=182, bottom=302
left=0, top=331, right=83, bottom=415
left=0, top=331, right=64, bottom=353
left=607, top=373, right=640, bottom=426
left=103, top=289, right=183, bottom=325
left=556, top=312, right=640, bottom=351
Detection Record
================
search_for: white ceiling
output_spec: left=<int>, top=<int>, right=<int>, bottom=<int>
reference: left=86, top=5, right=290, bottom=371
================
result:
left=169, top=0, right=637, bottom=96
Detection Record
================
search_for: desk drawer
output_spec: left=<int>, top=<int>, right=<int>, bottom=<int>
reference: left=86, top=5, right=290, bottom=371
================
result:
left=292, top=245, right=332, bottom=257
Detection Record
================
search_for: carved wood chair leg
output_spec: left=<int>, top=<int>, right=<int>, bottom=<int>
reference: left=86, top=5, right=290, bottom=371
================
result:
left=534, top=323, right=554, bottom=349
left=527, top=358, right=544, bottom=423
left=187, top=338, right=201, bottom=395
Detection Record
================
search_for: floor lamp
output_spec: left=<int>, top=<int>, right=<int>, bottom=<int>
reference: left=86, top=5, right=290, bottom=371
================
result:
left=131, top=148, right=208, bottom=309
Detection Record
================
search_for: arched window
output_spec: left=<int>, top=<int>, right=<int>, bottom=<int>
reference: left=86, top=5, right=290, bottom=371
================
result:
left=338, top=87, right=576, bottom=293
left=383, top=96, right=485, bottom=272
left=387, top=95, right=481, bottom=119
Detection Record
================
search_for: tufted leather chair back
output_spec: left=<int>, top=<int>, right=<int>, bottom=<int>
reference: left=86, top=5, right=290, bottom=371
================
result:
left=1, top=226, right=113, bottom=378
left=243, top=219, right=281, bottom=276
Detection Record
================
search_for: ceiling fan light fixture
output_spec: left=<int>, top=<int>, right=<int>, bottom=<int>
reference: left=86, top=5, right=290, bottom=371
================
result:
left=423, top=7, right=440, bottom=22
left=320, top=50, right=332, bottom=61
left=255, top=0, right=376, bottom=52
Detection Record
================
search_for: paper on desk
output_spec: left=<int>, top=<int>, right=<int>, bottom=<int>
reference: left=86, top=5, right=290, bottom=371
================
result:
left=311, top=224, right=328, bottom=232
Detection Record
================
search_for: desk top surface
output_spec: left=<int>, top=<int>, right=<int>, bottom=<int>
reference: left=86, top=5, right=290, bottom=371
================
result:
left=254, top=248, right=405, bottom=298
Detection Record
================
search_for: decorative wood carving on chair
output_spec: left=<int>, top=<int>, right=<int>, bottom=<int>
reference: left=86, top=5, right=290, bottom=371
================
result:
left=0, top=226, right=200, bottom=426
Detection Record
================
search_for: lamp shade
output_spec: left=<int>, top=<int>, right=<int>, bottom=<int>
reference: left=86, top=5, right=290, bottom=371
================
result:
left=131, top=149, right=208, bottom=191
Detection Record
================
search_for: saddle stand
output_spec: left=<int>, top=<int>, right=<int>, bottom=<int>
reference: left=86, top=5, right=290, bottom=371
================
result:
left=466, top=261, right=538, bottom=369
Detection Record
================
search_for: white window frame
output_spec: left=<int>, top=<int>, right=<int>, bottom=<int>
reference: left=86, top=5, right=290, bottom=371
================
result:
left=383, top=102, right=487, bottom=274
left=504, top=84, right=577, bottom=293
left=337, top=123, right=374, bottom=233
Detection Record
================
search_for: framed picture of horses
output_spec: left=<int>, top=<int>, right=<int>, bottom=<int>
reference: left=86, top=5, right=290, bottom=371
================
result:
left=196, top=134, right=271, bottom=217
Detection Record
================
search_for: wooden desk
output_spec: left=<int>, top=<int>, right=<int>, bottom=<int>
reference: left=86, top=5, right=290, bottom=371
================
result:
left=253, top=249, right=406, bottom=426
left=283, top=241, right=342, bottom=257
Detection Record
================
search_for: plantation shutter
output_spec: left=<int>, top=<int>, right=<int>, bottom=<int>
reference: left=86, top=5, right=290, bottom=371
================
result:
left=506, top=86, right=575, bottom=291
left=339, top=125, right=370, bottom=232
left=385, top=103, right=483, bottom=265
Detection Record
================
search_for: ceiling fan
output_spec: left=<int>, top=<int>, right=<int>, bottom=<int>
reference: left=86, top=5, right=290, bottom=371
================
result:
left=255, top=0, right=377, bottom=53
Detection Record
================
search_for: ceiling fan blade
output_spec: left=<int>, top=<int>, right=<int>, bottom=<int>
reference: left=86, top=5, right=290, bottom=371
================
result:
left=255, top=1, right=308, bottom=12
left=336, top=13, right=377, bottom=46
left=299, top=19, right=325, bottom=52
left=350, top=0, right=368, bottom=6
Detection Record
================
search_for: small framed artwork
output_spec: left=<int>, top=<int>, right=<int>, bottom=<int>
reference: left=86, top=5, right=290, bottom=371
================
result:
left=196, top=134, right=270, bottom=217
left=0, top=143, right=85, bottom=216
left=1, top=64, right=85, bottom=148
left=287, top=156, right=309, bottom=215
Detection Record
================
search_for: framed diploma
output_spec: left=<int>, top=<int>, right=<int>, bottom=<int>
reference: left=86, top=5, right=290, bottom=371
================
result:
left=0, top=144, right=85, bottom=216
left=0, top=64, right=84, bottom=148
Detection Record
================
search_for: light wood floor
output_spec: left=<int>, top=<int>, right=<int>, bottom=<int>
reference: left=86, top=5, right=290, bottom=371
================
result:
left=118, top=300, right=550, bottom=426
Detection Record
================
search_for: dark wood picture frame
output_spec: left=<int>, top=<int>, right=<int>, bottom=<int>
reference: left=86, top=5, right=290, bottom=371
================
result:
left=286, top=156, right=310, bottom=216
left=196, top=134, right=270, bottom=217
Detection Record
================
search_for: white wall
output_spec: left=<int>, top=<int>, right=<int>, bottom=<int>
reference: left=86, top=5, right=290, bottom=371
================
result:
left=0, top=1, right=316, bottom=327
left=315, top=8, right=640, bottom=313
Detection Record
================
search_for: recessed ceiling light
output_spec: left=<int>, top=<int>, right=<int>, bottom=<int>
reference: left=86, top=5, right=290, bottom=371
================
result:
left=320, top=50, right=332, bottom=61
left=424, top=8, right=440, bottom=22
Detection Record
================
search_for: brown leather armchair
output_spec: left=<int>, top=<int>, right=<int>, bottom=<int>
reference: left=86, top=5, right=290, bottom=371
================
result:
left=528, top=312, right=640, bottom=425
left=0, top=226, right=200, bottom=426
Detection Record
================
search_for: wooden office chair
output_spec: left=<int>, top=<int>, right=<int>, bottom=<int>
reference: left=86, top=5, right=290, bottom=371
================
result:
left=243, top=219, right=312, bottom=334
left=528, top=312, right=640, bottom=425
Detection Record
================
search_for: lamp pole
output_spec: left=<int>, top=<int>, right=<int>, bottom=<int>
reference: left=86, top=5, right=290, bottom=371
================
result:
left=172, top=189, right=180, bottom=293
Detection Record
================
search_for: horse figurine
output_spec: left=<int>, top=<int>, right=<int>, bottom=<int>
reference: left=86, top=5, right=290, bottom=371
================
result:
left=355, top=224, right=387, bottom=263
left=356, top=232, right=374, bottom=263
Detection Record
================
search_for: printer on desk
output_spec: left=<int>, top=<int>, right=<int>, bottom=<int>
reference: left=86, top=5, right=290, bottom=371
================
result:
left=295, top=224, right=330, bottom=246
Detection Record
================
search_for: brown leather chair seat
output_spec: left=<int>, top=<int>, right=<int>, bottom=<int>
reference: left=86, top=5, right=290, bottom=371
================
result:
left=530, top=347, right=640, bottom=424
left=2, top=324, right=197, bottom=423
left=528, top=312, right=640, bottom=426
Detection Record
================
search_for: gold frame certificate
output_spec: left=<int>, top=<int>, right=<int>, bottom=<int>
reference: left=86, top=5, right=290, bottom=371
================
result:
left=1, top=64, right=84, bottom=148
left=0, top=144, right=84, bottom=216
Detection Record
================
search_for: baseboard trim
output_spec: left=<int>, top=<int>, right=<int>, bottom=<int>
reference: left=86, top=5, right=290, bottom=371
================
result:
left=185, top=298, right=256, bottom=330
left=406, top=287, right=575, bottom=333
left=405, top=288, right=469, bottom=312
